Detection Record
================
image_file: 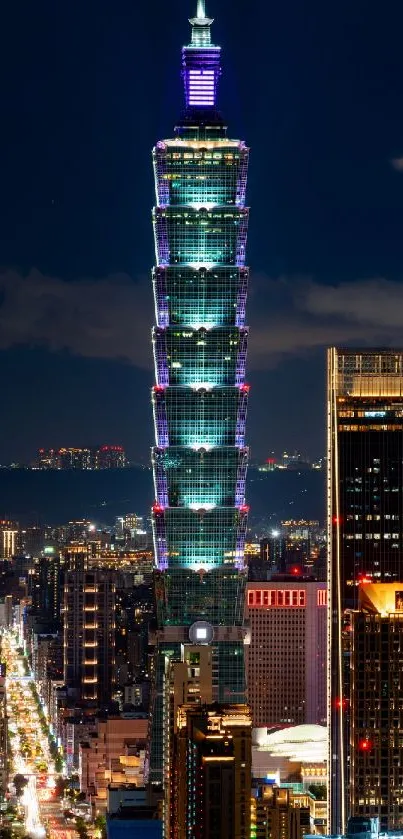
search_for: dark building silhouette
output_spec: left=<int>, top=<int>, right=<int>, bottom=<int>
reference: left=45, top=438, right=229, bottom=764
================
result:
left=328, top=348, right=403, bottom=832
left=351, top=582, right=403, bottom=830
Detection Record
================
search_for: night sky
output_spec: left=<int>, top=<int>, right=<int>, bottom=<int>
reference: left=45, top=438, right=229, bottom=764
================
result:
left=1, top=0, right=403, bottom=464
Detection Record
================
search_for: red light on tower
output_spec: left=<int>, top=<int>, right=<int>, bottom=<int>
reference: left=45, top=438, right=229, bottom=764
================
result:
left=358, top=573, right=372, bottom=584
left=152, top=503, right=164, bottom=514
left=332, top=515, right=342, bottom=525
left=359, top=738, right=372, bottom=751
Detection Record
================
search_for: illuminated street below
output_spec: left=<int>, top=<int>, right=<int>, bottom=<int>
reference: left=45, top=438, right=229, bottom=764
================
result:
left=1, top=630, right=75, bottom=839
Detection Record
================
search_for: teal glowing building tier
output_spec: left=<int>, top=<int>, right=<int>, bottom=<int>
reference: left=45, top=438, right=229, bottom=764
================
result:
left=148, top=0, right=250, bottom=782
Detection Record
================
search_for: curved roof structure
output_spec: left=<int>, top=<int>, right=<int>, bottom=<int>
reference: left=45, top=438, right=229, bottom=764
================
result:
left=253, top=724, right=327, bottom=764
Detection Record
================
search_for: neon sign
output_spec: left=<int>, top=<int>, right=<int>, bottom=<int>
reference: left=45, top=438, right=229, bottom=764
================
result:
left=247, top=589, right=306, bottom=608
left=317, top=589, right=328, bottom=606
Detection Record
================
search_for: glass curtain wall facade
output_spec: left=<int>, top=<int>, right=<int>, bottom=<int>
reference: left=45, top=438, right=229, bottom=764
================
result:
left=148, top=1, right=250, bottom=782
left=327, top=348, right=403, bottom=833
left=350, top=583, right=403, bottom=831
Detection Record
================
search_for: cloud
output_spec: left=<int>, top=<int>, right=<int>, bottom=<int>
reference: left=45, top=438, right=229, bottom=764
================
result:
left=247, top=275, right=403, bottom=368
left=249, top=316, right=382, bottom=369
left=298, top=278, right=403, bottom=327
left=391, top=157, right=403, bottom=172
left=1, top=269, right=403, bottom=371
left=0, top=269, right=153, bottom=367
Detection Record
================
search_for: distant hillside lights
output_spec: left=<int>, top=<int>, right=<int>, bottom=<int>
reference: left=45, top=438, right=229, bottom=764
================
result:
left=258, top=451, right=325, bottom=471
left=34, top=445, right=127, bottom=470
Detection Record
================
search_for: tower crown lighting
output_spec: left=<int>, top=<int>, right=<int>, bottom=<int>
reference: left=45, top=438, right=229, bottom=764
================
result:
left=183, top=0, right=221, bottom=110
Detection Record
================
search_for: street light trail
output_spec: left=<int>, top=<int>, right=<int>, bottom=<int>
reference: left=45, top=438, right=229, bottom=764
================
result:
left=2, top=630, right=56, bottom=839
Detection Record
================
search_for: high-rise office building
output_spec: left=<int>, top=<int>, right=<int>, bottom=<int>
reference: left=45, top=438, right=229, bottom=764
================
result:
left=350, top=582, right=403, bottom=830
left=171, top=703, right=251, bottom=839
left=163, top=645, right=213, bottom=838
left=328, top=348, right=403, bottom=832
left=63, top=569, right=115, bottom=705
left=64, top=542, right=91, bottom=571
left=245, top=581, right=327, bottom=728
left=33, top=633, right=63, bottom=708
left=20, top=525, right=44, bottom=557
left=149, top=0, right=250, bottom=781
left=0, top=520, right=19, bottom=559
left=251, top=785, right=311, bottom=839
left=33, top=551, right=63, bottom=626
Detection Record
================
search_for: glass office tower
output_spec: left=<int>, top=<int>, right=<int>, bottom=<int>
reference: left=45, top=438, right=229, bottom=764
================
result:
left=328, top=348, right=403, bottom=833
left=148, top=1, right=250, bottom=782
left=350, top=582, right=403, bottom=831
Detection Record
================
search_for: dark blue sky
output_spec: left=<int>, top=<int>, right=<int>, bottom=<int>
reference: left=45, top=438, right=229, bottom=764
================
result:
left=1, top=0, right=403, bottom=463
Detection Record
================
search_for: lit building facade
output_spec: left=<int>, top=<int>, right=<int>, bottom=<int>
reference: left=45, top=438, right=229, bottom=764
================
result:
left=328, top=348, right=403, bottom=832
left=350, top=583, right=403, bottom=831
left=0, top=520, right=19, bottom=559
left=95, top=445, right=126, bottom=469
left=245, top=582, right=327, bottom=728
left=32, top=633, right=63, bottom=708
left=0, top=662, right=7, bottom=793
left=163, top=645, right=214, bottom=837
left=149, top=0, right=250, bottom=781
left=172, top=704, right=251, bottom=839
left=251, top=785, right=311, bottom=839
left=63, top=570, right=116, bottom=706
left=0, top=595, right=13, bottom=628
left=79, top=715, right=148, bottom=804
left=36, top=445, right=126, bottom=469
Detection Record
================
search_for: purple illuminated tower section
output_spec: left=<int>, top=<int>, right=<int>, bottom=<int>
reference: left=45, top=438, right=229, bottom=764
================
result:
left=183, top=0, right=221, bottom=107
left=148, top=0, right=250, bottom=783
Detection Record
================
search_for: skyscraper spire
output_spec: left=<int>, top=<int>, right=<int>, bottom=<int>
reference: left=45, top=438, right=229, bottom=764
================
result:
left=189, top=0, right=214, bottom=46
left=196, top=0, right=206, bottom=19
left=184, top=1, right=220, bottom=109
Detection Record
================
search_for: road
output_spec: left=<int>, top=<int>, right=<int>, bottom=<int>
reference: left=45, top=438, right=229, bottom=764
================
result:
left=1, top=630, right=76, bottom=839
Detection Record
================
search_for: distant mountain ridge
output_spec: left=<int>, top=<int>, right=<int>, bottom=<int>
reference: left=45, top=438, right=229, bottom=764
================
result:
left=0, top=467, right=325, bottom=527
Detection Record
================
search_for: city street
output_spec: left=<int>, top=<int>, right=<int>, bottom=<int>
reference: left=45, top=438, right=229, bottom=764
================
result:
left=1, top=631, right=76, bottom=839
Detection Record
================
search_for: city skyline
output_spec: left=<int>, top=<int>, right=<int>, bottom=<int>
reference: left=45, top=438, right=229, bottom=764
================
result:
left=1, top=0, right=403, bottom=463
left=2, top=3, right=403, bottom=838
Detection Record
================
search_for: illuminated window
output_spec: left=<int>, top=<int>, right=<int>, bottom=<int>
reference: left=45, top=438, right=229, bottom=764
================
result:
left=317, top=589, right=328, bottom=607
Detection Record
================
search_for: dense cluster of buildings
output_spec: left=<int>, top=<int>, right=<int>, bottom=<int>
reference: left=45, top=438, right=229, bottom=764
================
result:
left=258, top=453, right=324, bottom=472
left=0, top=537, right=155, bottom=829
left=34, top=445, right=127, bottom=470
left=1, top=5, right=328, bottom=838
left=0, top=507, right=327, bottom=836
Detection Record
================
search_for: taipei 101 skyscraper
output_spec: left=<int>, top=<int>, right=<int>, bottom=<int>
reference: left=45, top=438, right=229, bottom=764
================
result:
left=149, top=0, right=250, bottom=781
